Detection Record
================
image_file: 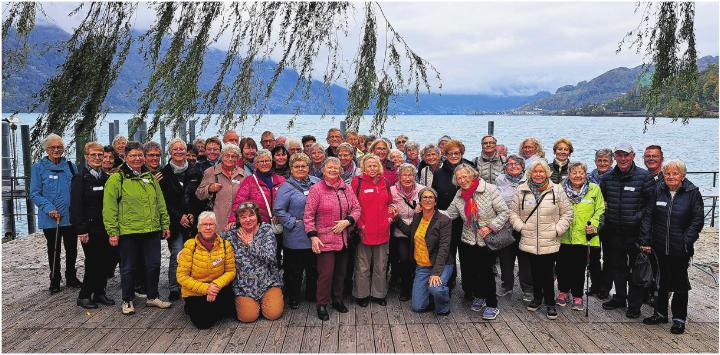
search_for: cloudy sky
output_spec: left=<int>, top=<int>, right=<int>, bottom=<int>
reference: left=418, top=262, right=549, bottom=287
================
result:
left=35, top=1, right=719, bottom=96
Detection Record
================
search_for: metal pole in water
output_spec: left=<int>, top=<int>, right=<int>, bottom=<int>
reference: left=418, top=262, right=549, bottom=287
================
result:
left=160, top=122, right=167, bottom=166
left=114, top=119, right=120, bottom=138
left=340, top=120, right=347, bottom=136
left=138, top=121, right=147, bottom=143
left=179, top=121, right=187, bottom=143
left=21, top=125, right=36, bottom=234
left=488, top=121, right=494, bottom=135
left=2, top=122, right=16, bottom=239
left=109, top=122, right=116, bottom=145
left=188, top=120, right=196, bottom=142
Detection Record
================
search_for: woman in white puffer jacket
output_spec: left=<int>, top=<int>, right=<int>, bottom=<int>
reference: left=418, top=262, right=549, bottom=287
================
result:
left=510, top=159, right=573, bottom=320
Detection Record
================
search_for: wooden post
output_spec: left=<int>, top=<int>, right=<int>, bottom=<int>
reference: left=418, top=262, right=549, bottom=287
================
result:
left=488, top=121, right=494, bottom=135
left=21, top=125, right=36, bottom=234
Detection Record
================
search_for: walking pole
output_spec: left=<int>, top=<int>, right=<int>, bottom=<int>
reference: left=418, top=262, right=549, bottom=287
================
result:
left=585, top=221, right=595, bottom=318
left=50, top=217, right=61, bottom=290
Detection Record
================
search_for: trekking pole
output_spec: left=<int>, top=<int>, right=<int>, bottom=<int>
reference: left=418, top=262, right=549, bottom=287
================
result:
left=585, top=221, right=596, bottom=318
left=50, top=217, right=61, bottom=290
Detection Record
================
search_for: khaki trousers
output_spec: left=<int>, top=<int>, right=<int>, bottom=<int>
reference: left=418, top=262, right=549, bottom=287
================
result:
left=353, top=242, right=389, bottom=299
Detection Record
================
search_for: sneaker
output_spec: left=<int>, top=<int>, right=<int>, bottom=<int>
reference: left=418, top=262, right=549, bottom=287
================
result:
left=526, top=299, right=542, bottom=312
left=470, top=298, right=486, bottom=312
left=482, top=307, right=500, bottom=320
left=626, top=308, right=641, bottom=319
left=556, top=292, right=569, bottom=306
left=572, top=297, right=584, bottom=311
left=601, top=298, right=626, bottom=310
left=496, top=287, right=512, bottom=297
left=546, top=306, right=558, bottom=320
left=146, top=298, right=172, bottom=309
left=522, top=292, right=534, bottom=302
left=122, top=301, right=135, bottom=315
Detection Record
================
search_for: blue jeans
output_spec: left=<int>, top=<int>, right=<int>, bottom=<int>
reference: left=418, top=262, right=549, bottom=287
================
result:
left=412, top=264, right=453, bottom=314
left=167, top=233, right=185, bottom=293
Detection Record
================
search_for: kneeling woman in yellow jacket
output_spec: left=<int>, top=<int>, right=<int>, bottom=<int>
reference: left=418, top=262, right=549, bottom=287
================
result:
left=556, top=162, right=604, bottom=311
left=177, top=211, right=236, bottom=329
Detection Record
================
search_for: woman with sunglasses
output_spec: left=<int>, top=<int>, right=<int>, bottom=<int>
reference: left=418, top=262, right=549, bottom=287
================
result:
left=221, top=202, right=284, bottom=322
left=304, top=157, right=361, bottom=320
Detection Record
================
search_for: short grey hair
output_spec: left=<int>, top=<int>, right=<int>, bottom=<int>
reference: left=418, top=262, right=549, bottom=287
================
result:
left=112, top=135, right=127, bottom=147
left=525, top=159, right=553, bottom=181
left=308, top=142, right=325, bottom=154
left=336, top=142, right=355, bottom=155
left=221, top=143, right=240, bottom=157
left=595, top=148, right=614, bottom=160
left=568, top=161, right=588, bottom=174
left=505, top=154, right=525, bottom=169
left=404, top=141, right=419, bottom=152
left=197, top=211, right=217, bottom=229
left=255, top=149, right=272, bottom=162
left=167, top=137, right=186, bottom=152
left=452, top=163, right=480, bottom=186
left=143, top=141, right=162, bottom=154
left=389, top=149, right=403, bottom=160
left=192, top=137, right=205, bottom=147
left=42, top=133, right=63, bottom=150
left=321, top=156, right=344, bottom=175
left=421, top=144, right=441, bottom=157
left=662, top=159, right=687, bottom=176
left=285, top=137, right=302, bottom=150
left=397, top=163, right=418, bottom=177
left=417, top=186, right=438, bottom=200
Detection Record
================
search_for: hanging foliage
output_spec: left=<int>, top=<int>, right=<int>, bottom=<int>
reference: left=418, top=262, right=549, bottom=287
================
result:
left=618, top=1, right=699, bottom=127
left=2, top=1, right=441, bottom=159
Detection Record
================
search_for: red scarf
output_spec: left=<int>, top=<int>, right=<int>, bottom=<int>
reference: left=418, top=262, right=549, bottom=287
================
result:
left=198, top=234, right=216, bottom=251
left=461, top=178, right=481, bottom=227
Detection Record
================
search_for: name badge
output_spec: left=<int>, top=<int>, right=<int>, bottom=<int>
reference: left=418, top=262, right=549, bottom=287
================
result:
left=212, top=257, right=222, bottom=266
left=93, top=186, right=104, bottom=191
left=581, top=198, right=592, bottom=203
left=526, top=200, right=535, bottom=206
left=179, top=182, right=183, bottom=187
left=656, top=201, right=667, bottom=206
left=142, top=178, right=150, bottom=183
left=231, top=179, right=241, bottom=184
left=624, top=186, right=635, bottom=191
left=49, top=175, right=58, bottom=179
left=363, top=189, right=374, bottom=193
left=303, top=191, right=309, bottom=196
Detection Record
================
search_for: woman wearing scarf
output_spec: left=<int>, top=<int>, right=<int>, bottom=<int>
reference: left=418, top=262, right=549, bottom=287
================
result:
left=337, top=143, right=361, bottom=184
left=474, top=134, right=505, bottom=184
left=159, top=138, right=194, bottom=301
left=390, top=163, right=424, bottom=301
left=197, top=144, right=245, bottom=231
left=510, top=159, right=573, bottom=320
left=549, top=138, right=574, bottom=184
left=271, top=145, right=291, bottom=178
left=494, top=155, right=534, bottom=302
left=230, top=149, right=286, bottom=265
left=556, top=162, right=605, bottom=311
left=442, top=164, right=508, bottom=320
left=273, top=153, right=320, bottom=309
left=417, top=144, right=441, bottom=187
left=307, top=143, right=326, bottom=178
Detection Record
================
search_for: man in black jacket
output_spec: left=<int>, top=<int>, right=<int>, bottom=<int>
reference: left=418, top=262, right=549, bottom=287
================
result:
left=599, top=143, right=655, bottom=318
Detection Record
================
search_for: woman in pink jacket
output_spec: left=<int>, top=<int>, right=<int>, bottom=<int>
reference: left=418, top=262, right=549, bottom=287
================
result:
left=304, top=157, right=361, bottom=321
left=350, top=154, right=395, bottom=307
left=229, top=149, right=286, bottom=265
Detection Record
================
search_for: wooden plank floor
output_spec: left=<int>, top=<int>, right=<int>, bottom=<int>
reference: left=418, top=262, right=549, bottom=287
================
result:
left=2, top=234, right=718, bottom=353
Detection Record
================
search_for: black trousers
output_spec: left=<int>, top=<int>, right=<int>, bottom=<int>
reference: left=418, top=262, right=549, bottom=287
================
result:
left=464, top=244, right=498, bottom=307
left=448, top=218, right=464, bottom=290
left=79, top=230, right=112, bottom=299
left=604, top=244, right=644, bottom=310
left=184, top=286, right=234, bottom=329
left=557, top=244, right=597, bottom=298
left=528, top=252, right=557, bottom=306
left=588, top=244, right=605, bottom=292
left=283, top=248, right=317, bottom=302
left=344, top=239, right=358, bottom=295
left=42, top=226, right=78, bottom=284
left=119, top=232, right=161, bottom=301
left=390, top=236, right=413, bottom=296
left=497, top=239, right=533, bottom=293
left=654, top=254, right=690, bottom=321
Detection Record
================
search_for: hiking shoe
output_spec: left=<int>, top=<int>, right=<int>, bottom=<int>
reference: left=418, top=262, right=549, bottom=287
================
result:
left=482, top=307, right=499, bottom=320
left=546, top=306, right=558, bottom=320
left=146, top=298, right=172, bottom=309
left=602, top=298, right=626, bottom=310
left=496, top=287, right=512, bottom=297
left=670, top=320, right=685, bottom=334
left=122, top=301, right=135, bottom=315
left=596, top=290, right=609, bottom=300
left=556, top=292, right=569, bottom=306
left=526, top=299, right=542, bottom=312
left=643, top=313, right=669, bottom=325
left=626, top=308, right=641, bottom=319
left=471, top=298, right=486, bottom=312
left=572, top=297, right=584, bottom=311
left=522, top=292, right=534, bottom=302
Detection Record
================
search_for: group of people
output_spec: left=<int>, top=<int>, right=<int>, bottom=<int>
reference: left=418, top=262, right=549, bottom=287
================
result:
left=30, top=127, right=704, bottom=334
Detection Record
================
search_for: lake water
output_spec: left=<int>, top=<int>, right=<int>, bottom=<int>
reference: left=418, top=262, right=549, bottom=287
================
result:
left=3, top=113, right=718, bottom=236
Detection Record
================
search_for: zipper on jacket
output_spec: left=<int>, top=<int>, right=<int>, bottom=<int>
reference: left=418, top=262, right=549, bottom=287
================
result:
left=334, top=189, right=345, bottom=247
left=665, top=191, right=675, bottom=256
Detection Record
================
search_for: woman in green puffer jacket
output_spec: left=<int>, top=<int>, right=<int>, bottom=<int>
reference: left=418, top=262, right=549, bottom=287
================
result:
left=103, top=141, right=172, bottom=315
left=556, top=162, right=605, bottom=311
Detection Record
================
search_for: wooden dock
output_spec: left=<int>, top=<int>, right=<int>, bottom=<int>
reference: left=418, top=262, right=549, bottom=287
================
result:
left=2, top=232, right=718, bottom=353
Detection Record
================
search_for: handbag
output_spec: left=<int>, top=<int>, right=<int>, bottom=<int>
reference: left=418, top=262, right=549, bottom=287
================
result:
left=632, top=251, right=655, bottom=288
left=483, top=228, right=516, bottom=251
left=253, top=175, right=283, bottom=235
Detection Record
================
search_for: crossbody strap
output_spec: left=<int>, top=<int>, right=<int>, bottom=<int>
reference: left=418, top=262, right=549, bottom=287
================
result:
left=523, top=191, right=549, bottom=224
left=253, top=175, right=273, bottom=218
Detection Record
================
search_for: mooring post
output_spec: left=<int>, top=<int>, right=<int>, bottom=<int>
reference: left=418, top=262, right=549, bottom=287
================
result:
left=340, top=120, right=347, bottom=136
left=21, top=125, right=36, bottom=234
left=2, top=122, right=16, bottom=239
left=113, top=119, right=120, bottom=137
left=188, top=120, right=196, bottom=142
left=109, top=122, right=116, bottom=145
left=179, top=121, right=187, bottom=143
left=488, top=121, right=494, bottom=135
left=160, top=122, right=167, bottom=166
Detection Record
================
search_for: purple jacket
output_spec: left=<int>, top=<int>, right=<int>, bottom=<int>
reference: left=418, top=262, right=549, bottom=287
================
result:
left=303, top=178, right=361, bottom=252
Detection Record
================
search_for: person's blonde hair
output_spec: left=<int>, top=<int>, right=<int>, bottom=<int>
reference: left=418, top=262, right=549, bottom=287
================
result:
left=83, top=141, right=103, bottom=155
left=360, top=154, right=384, bottom=175
left=519, top=137, right=545, bottom=158
left=524, top=159, right=552, bottom=180
left=553, top=138, right=574, bottom=154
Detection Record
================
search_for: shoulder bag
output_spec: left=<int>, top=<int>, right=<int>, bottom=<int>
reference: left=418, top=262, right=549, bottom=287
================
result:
left=253, top=175, right=283, bottom=235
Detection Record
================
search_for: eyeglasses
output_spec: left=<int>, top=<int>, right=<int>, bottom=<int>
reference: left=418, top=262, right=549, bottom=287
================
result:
left=145, top=154, right=161, bottom=158
left=48, top=145, right=64, bottom=151
left=292, top=164, right=308, bottom=169
left=201, top=223, right=215, bottom=228
left=421, top=195, right=436, bottom=200
left=482, top=141, right=496, bottom=146
left=446, top=151, right=462, bottom=157
left=256, top=160, right=272, bottom=164
left=126, top=154, right=144, bottom=159
left=396, top=140, right=407, bottom=144
left=506, top=163, right=521, bottom=167
left=261, top=139, right=275, bottom=144
left=87, top=153, right=104, bottom=158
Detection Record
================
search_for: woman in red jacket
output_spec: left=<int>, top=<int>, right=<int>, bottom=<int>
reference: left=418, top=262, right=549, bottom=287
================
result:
left=351, top=154, right=396, bottom=307
left=304, top=157, right=361, bottom=320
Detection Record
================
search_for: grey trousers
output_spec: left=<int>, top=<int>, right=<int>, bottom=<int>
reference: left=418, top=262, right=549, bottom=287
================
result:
left=353, top=242, right=389, bottom=299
